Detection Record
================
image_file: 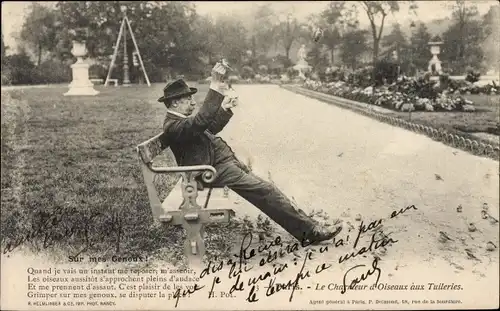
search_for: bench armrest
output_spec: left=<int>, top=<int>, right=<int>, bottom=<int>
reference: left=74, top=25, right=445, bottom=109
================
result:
left=145, top=163, right=217, bottom=183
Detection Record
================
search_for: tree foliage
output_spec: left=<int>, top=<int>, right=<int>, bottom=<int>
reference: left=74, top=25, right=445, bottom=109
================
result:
left=409, top=22, right=432, bottom=73
left=481, top=5, right=500, bottom=72
left=357, top=1, right=401, bottom=63
left=314, top=1, right=359, bottom=65
left=211, top=15, right=250, bottom=68
left=1, top=30, right=6, bottom=65
left=11, top=0, right=496, bottom=83
left=306, top=43, right=329, bottom=71
left=54, top=1, right=204, bottom=79
left=442, top=0, right=484, bottom=73
left=341, top=29, right=369, bottom=69
left=274, top=12, right=306, bottom=60
left=250, top=4, right=277, bottom=57
left=19, top=3, right=61, bottom=66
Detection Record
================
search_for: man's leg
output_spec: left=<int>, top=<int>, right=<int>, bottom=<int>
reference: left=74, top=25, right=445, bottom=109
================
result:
left=211, top=159, right=338, bottom=242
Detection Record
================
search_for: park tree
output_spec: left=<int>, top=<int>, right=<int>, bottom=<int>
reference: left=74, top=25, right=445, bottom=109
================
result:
left=19, top=3, right=61, bottom=67
left=192, top=15, right=218, bottom=65
left=274, top=12, right=305, bottom=61
left=409, top=22, right=431, bottom=73
left=357, top=1, right=401, bottom=64
left=382, top=23, right=407, bottom=52
left=306, top=43, right=329, bottom=71
left=55, top=1, right=205, bottom=79
left=1, top=30, right=6, bottom=64
left=250, top=4, right=277, bottom=58
left=209, top=15, right=249, bottom=65
left=311, top=2, right=359, bottom=65
left=317, top=2, right=343, bottom=65
left=442, top=0, right=484, bottom=73
left=341, top=29, right=369, bottom=69
left=354, top=1, right=417, bottom=64
left=382, top=23, right=411, bottom=72
left=481, top=5, right=500, bottom=73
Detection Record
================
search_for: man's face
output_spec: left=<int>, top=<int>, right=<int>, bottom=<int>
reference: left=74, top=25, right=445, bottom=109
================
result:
left=173, top=95, right=197, bottom=116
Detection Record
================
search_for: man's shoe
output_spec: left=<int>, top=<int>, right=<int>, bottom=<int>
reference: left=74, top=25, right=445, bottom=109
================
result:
left=305, top=225, right=342, bottom=245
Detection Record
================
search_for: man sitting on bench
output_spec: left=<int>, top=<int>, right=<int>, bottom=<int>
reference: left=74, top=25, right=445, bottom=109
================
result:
left=158, top=62, right=342, bottom=244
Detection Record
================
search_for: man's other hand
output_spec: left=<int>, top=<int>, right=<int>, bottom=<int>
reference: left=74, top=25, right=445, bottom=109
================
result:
left=221, top=95, right=238, bottom=110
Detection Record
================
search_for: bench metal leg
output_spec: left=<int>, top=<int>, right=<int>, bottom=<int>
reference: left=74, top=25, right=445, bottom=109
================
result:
left=140, top=163, right=234, bottom=266
left=184, top=222, right=205, bottom=267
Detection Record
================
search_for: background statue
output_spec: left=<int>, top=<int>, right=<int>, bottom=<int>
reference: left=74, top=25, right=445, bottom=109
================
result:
left=297, top=44, right=307, bottom=63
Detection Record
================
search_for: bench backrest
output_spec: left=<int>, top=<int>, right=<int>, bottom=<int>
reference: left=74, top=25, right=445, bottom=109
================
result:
left=137, top=132, right=170, bottom=163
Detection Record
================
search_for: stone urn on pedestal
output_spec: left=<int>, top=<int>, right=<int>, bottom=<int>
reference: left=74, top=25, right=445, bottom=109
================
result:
left=428, top=38, right=443, bottom=75
left=64, top=40, right=99, bottom=96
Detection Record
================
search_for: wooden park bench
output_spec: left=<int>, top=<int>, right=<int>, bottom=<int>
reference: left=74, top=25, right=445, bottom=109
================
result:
left=90, top=78, right=104, bottom=85
left=136, top=132, right=235, bottom=266
left=105, top=78, right=119, bottom=87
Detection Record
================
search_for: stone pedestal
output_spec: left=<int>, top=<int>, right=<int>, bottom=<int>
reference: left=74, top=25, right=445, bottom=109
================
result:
left=293, top=60, right=312, bottom=80
left=428, top=41, right=443, bottom=74
left=64, top=41, right=99, bottom=96
left=294, top=44, right=312, bottom=80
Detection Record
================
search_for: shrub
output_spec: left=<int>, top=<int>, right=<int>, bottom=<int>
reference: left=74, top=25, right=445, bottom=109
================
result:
left=143, top=62, right=167, bottom=83
left=373, top=60, right=398, bottom=86
left=241, top=66, right=255, bottom=79
left=258, top=64, right=268, bottom=74
left=36, top=60, right=72, bottom=84
left=3, top=53, right=37, bottom=85
left=89, top=64, right=107, bottom=80
left=286, top=67, right=298, bottom=79
left=465, top=67, right=481, bottom=83
left=1, top=67, right=12, bottom=85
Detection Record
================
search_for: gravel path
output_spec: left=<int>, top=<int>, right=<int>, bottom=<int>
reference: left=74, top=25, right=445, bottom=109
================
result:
left=216, top=84, right=499, bottom=303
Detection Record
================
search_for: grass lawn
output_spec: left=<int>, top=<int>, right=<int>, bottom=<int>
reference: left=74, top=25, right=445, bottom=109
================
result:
left=393, top=94, right=500, bottom=142
left=0, top=83, right=272, bottom=266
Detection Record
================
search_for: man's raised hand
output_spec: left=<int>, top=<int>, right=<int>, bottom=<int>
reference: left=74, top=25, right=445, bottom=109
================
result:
left=211, top=62, right=227, bottom=83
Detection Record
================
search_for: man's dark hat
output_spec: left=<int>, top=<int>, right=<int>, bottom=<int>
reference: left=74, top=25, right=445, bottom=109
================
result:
left=157, top=78, right=197, bottom=103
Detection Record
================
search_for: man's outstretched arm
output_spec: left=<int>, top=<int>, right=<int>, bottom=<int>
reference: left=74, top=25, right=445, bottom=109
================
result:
left=207, top=104, right=233, bottom=134
left=207, top=84, right=239, bottom=134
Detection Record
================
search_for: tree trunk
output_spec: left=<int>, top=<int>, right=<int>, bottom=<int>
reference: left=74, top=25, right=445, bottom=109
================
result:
left=330, top=49, right=334, bottom=65
left=251, top=36, right=257, bottom=60
left=372, top=39, right=379, bottom=64
left=37, top=43, right=42, bottom=67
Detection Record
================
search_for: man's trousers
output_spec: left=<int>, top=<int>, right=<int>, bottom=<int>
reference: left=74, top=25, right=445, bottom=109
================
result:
left=209, top=158, right=316, bottom=241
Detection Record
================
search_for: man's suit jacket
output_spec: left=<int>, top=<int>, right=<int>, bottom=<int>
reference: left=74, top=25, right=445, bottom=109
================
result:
left=163, top=88, right=234, bottom=167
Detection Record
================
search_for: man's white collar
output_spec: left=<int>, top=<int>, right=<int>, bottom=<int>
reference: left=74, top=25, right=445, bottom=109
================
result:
left=166, top=110, right=188, bottom=118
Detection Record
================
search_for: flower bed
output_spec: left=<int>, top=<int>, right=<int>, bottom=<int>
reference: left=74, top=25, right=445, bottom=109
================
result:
left=304, top=75, right=499, bottom=114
